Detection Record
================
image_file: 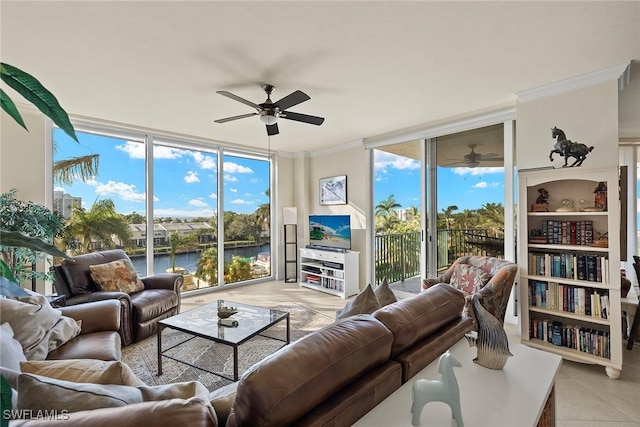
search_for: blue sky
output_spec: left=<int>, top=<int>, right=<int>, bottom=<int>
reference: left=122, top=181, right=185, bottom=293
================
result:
left=55, top=129, right=505, bottom=218
left=54, top=129, right=270, bottom=217
left=373, top=151, right=505, bottom=211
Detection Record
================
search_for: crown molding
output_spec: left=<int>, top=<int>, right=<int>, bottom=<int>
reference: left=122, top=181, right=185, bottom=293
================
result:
left=516, top=61, right=631, bottom=102
left=308, top=138, right=364, bottom=158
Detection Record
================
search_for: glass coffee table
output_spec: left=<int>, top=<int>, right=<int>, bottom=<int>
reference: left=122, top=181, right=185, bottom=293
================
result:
left=157, top=300, right=290, bottom=381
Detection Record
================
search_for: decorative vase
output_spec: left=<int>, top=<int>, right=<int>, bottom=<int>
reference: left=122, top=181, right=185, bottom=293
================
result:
left=465, top=294, right=512, bottom=370
left=621, top=270, right=631, bottom=298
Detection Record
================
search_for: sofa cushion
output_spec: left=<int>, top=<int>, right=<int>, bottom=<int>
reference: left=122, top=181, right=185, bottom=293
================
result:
left=89, top=259, right=145, bottom=294
left=227, top=314, right=393, bottom=427
left=374, top=277, right=397, bottom=307
left=335, top=284, right=380, bottom=320
left=20, top=359, right=144, bottom=386
left=0, top=292, right=81, bottom=360
left=17, top=373, right=208, bottom=414
left=373, top=283, right=466, bottom=358
left=0, top=323, right=26, bottom=372
left=60, top=250, right=129, bottom=295
left=450, top=263, right=490, bottom=294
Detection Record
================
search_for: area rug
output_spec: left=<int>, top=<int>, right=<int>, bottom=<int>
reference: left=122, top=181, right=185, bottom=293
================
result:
left=122, top=303, right=333, bottom=391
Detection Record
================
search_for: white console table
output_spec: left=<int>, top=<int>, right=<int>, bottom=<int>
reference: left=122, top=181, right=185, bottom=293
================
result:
left=354, top=335, right=562, bottom=427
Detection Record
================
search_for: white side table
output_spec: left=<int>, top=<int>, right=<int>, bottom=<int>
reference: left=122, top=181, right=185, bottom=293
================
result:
left=353, top=336, right=562, bottom=427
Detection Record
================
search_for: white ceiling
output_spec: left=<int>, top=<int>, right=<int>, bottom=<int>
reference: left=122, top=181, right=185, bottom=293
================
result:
left=1, top=1, right=639, bottom=154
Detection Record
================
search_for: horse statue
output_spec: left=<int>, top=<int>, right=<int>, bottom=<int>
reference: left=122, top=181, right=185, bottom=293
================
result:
left=549, top=126, right=594, bottom=167
left=410, top=351, right=464, bottom=427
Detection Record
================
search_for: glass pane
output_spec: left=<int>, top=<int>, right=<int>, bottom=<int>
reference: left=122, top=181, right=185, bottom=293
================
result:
left=222, top=154, right=271, bottom=285
left=152, top=143, right=218, bottom=291
left=436, top=124, right=505, bottom=270
left=52, top=129, right=147, bottom=275
left=372, top=143, right=422, bottom=291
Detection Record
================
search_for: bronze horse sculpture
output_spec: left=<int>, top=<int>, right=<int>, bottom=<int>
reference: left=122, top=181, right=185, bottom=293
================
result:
left=549, top=127, right=594, bottom=167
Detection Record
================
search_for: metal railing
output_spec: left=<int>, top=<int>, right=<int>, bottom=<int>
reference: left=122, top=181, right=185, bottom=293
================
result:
left=375, top=228, right=505, bottom=285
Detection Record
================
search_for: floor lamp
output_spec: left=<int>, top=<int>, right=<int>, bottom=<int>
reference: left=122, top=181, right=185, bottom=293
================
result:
left=283, top=207, right=298, bottom=283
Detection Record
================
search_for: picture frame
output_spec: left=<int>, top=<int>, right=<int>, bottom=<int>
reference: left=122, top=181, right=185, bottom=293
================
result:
left=319, top=175, right=347, bottom=205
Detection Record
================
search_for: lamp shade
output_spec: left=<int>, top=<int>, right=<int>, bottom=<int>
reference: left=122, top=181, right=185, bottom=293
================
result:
left=283, top=207, right=298, bottom=225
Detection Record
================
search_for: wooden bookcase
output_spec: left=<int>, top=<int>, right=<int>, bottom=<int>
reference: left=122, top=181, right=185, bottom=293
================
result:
left=518, top=167, right=622, bottom=378
left=299, top=247, right=359, bottom=298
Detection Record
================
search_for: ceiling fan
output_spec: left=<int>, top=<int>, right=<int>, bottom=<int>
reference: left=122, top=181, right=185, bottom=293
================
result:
left=214, top=84, right=324, bottom=136
left=447, top=144, right=504, bottom=167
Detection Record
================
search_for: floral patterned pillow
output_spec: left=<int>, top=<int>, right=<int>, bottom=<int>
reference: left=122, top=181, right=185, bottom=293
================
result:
left=89, top=259, right=144, bottom=294
left=450, top=264, right=490, bottom=295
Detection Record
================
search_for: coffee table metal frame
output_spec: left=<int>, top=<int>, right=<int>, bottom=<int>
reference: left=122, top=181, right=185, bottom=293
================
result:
left=157, top=300, right=290, bottom=381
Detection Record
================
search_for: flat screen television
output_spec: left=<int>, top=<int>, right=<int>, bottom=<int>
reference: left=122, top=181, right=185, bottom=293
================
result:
left=308, top=214, right=351, bottom=251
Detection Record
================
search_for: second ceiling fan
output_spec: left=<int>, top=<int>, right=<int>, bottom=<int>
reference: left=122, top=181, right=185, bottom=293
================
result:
left=214, top=84, right=324, bottom=136
left=447, top=144, right=504, bottom=167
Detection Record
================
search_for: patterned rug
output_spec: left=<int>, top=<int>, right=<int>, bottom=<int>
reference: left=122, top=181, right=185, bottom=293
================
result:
left=122, top=303, right=333, bottom=391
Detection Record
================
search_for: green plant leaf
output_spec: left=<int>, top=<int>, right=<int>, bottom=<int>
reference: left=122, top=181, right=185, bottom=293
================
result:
left=0, top=259, right=17, bottom=283
left=0, top=63, right=78, bottom=142
left=0, top=88, right=27, bottom=130
left=0, top=229, right=71, bottom=259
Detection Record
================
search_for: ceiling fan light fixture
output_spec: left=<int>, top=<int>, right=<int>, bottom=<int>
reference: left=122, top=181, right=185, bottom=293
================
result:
left=260, top=111, right=278, bottom=125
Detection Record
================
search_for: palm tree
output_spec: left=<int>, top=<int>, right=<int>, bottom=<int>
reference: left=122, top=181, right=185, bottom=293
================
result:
left=196, top=247, right=218, bottom=285
left=168, top=231, right=199, bottom=272
left=375, top=195, right=401, bottom=217
left=53, top=152, right=99, bottom=185
left=66, top=199, right=131, bottom=253
left=478, top=202, right=505, bottom=232
left=456, top=209, right=478, bottom=229
left=440, top=205, right=459, bottom=228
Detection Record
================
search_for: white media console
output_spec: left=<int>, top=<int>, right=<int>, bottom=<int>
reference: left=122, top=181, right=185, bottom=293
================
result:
left=299, top=247, right=359, bottom=298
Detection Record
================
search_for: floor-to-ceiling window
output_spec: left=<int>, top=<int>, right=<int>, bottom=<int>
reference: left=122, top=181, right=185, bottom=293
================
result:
left=52, top=124, right=273, bottom=292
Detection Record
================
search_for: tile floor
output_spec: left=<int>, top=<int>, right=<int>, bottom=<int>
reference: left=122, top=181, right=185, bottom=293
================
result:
left=182, top=280, right=640, bottom=426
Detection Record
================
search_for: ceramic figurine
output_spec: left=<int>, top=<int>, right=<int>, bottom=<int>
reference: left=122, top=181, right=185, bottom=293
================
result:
left=410, top=351, right=463, bottom=427
left=465, top=294, right=512, bottom=370
left=549, top=126, right=594, bottom=167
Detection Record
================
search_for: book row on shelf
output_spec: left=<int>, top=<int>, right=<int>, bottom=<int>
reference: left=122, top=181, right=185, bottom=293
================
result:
left=304, top=275, right=344, bottom=292
left=529, top=281, right=611, bottom=319
left=530, top=317, right=611, bottom=359
left=302, top=267, right=345, bottom=280
left=530, top=220, right=594, bottom=245
left=529, top=252, right=609, bottom=283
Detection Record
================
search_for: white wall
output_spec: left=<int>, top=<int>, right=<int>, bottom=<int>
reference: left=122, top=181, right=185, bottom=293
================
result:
left=516, top=80, right=619, bottom=170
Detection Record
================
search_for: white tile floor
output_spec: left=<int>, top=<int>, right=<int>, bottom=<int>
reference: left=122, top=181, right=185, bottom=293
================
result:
left=182, top=280, right=640, bottom=426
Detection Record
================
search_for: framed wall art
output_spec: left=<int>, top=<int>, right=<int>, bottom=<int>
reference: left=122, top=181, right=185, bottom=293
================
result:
left=319, top=175, right=347, bottom=205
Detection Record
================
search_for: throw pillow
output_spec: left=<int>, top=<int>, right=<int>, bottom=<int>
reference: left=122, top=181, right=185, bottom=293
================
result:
left=89, top=259, right=144, bottom=294
left=20, top=359, right=145, bottom=387
left=335, top=284, right=381, bottom=320
left=17, top=373, right=208, bottom=414
left=374, top=277, right=397, bottom=307
left=0, top=292, right=81, bottom=360
left=450, top=264, right=491, bottom=295
left=0, top=323, right=26, bottom=372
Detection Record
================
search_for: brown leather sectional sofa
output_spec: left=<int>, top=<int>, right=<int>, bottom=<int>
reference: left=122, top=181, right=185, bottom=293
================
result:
left=212, top=283, right=473, bottom=427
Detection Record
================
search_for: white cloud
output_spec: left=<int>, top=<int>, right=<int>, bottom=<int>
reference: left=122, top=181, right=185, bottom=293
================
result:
left=116, top=141, right=185, bottom=159
left=224, top=162, right=253, bottom=174
left=230, top=188, right=238, bottom=193
left=189, top=199, right=209, bottom=208
left=224, top=174, right=238, bottom=182
left=184, top=171, right=200, bottom=183
left=95, top=180, right=146, bottom=202
left=209, top=193, right=217, bottom=199
left=452, top=167, right=503, bottom=176
left=230, top=199, right=253, bottom=205
left=54, top=186, right=65, bottom=192
left=191, top=152, right=217, bottom=170
left=472, top=181, right=501, bottom=189
left=374, top=151, right=420, bottom=172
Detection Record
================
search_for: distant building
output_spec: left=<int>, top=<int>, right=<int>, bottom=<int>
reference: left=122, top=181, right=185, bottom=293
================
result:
left=53, top=190, right=82, bottom=219
left=123, top=222, right=214, bottom=248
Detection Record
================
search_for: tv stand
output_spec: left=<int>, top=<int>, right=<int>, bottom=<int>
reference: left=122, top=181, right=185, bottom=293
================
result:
left=299, top=248, right=359, bottom=298
left=305, top=245, right=346, bottom=253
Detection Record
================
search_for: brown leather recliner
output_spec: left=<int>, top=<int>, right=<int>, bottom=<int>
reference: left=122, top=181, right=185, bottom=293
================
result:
left=53, top=249, right=183, bottom=346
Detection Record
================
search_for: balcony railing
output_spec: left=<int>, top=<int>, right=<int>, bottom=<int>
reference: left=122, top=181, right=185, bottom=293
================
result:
left=375, top=228, right=505, bottom=285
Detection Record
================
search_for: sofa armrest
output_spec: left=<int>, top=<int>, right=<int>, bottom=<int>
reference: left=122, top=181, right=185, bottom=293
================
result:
left=142, top=273, right=183, bottom=292
left=66, top=291, right=131, bottom=306
left=60, top=300, right=121, bottom=334
left=209, top=382, right=238, bottom=427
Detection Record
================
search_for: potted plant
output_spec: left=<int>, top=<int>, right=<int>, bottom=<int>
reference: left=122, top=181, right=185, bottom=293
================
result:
left=1, top=63, right=78, bottom=292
